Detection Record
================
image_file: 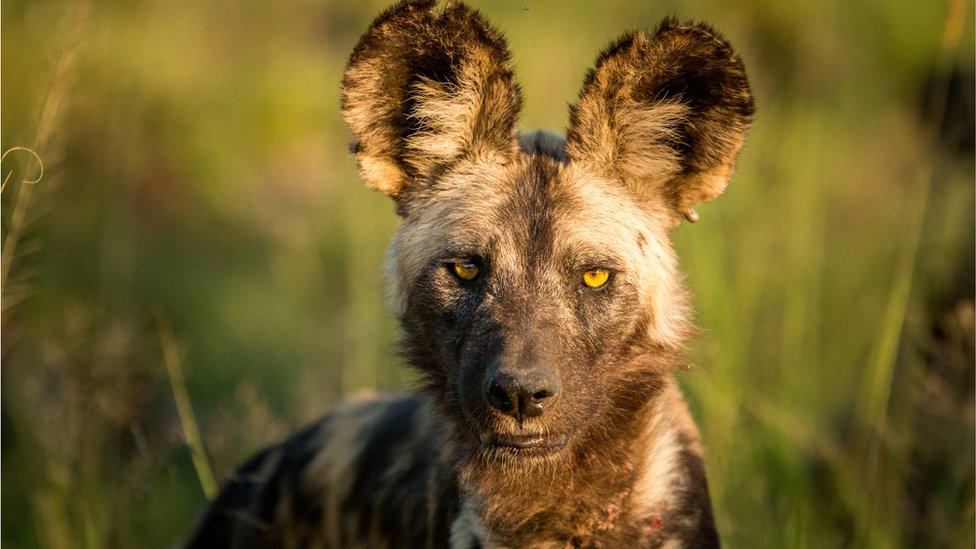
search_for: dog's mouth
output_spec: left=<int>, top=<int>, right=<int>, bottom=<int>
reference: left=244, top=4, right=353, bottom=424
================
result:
left=479, top=431, right=569, bottom=457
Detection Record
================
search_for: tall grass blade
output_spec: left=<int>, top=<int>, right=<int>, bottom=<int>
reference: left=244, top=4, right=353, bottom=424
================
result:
left=155, top=308, right=218, bottom=500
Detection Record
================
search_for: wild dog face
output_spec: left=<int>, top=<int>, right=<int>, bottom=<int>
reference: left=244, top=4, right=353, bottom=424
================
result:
left=342, top=1, right=753, bottom=465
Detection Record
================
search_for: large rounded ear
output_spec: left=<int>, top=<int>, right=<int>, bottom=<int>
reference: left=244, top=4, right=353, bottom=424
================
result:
left=566, top=19, right=754, bottom=226
left=341, top=0, right=522, bottom=202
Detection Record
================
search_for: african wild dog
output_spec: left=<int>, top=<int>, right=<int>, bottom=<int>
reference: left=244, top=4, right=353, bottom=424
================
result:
left=188, top=1, right=753, bottom=547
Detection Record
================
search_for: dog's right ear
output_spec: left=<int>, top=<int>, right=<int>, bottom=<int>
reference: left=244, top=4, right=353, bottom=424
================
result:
left=341, top=0, right=522, bottom=203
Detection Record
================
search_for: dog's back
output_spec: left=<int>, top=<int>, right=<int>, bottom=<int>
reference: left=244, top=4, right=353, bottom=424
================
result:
left=187, top=393, right=458, bottom=548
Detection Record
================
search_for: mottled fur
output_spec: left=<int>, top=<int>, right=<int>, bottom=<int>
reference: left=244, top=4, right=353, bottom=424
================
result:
left=189, top=1, right=753, bottom=547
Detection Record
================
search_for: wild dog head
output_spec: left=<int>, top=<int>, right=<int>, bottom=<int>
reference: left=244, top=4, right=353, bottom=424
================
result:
left=341, top=1, right=753, bottom=464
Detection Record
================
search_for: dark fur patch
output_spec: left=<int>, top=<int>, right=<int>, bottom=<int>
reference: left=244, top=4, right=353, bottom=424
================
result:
left=668, top=433, right=720, bottom=548
left=341, top=397, right=430, bottom=546
left=518, top=130, right=568, bottom=163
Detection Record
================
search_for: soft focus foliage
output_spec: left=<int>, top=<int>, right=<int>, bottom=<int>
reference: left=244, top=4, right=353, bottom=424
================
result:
left=2, top=0, right=973, bottom=546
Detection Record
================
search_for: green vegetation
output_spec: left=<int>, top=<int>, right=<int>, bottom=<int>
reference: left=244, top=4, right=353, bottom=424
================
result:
left=3, top=0, right=973, bottom=546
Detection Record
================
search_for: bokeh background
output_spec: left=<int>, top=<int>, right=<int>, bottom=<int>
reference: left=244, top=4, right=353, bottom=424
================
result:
left=3, top=0, right=974, bottom=546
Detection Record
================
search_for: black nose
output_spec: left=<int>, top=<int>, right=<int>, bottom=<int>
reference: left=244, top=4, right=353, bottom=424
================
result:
left=485, top=368, right=559, bottom=420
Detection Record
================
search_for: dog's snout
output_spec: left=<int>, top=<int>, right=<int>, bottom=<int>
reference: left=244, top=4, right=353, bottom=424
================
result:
left=485, top=365, right=560, bottom=420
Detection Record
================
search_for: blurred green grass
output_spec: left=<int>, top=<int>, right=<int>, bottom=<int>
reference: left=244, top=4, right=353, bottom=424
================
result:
left=2, top=0, right=973, bottom=546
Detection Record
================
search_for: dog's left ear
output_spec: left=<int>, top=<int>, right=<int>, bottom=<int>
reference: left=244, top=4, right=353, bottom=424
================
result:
left=566, top=19, right=754, bottom=226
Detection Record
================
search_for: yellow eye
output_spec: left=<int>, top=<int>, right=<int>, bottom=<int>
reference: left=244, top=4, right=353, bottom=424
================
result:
left=582, top=268, right=610, bottom=288
left=452, top=261, right=480, bottom=281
